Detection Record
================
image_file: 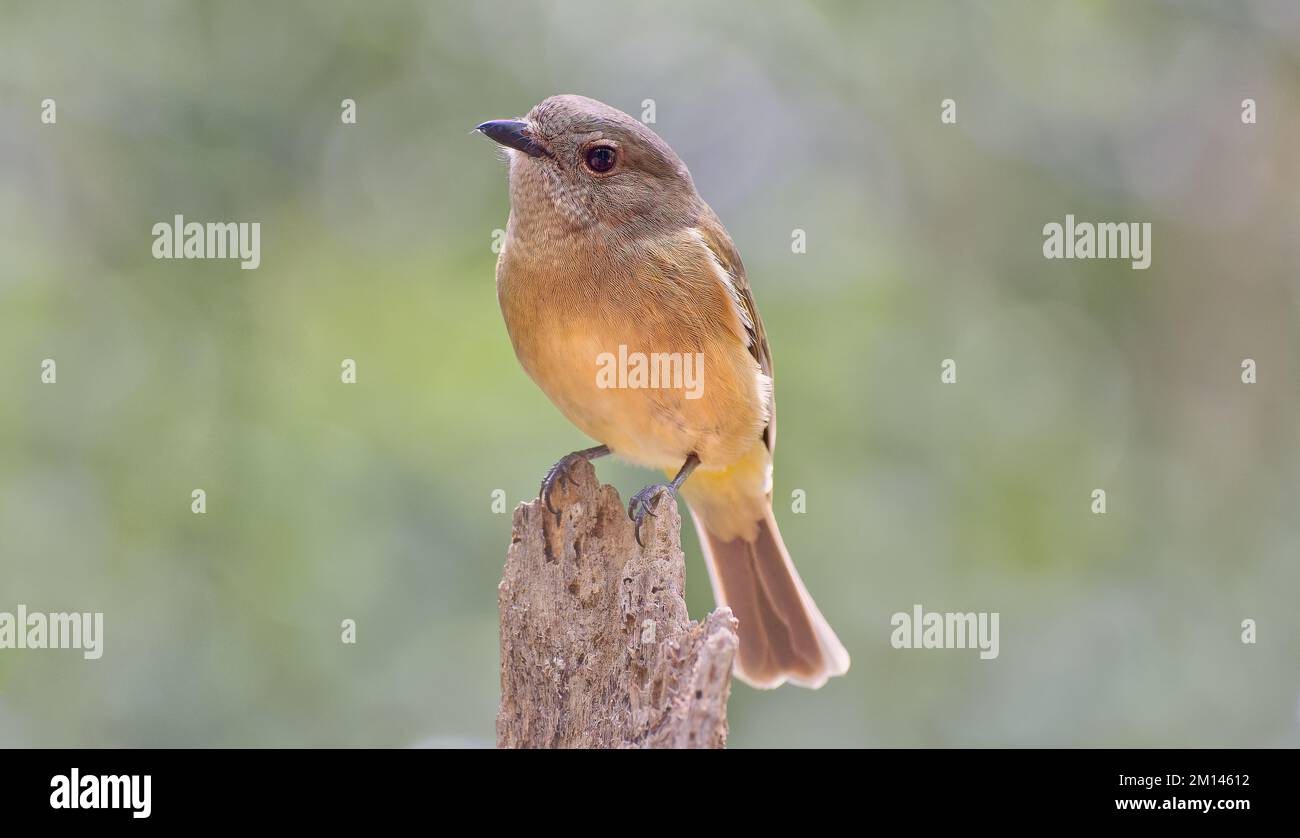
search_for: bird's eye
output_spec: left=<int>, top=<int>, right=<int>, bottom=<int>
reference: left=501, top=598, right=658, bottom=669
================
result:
left=584, top=145, right=617, bottom=174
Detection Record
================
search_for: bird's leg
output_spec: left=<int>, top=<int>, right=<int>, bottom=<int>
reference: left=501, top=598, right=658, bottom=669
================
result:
left=540, top=445, right=611, bottom=514
left=628, top=453, right=700, bottom=546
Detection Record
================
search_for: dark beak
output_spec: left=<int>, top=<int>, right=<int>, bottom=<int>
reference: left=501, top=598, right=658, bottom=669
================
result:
left=476, top=119, right=549, bottom=158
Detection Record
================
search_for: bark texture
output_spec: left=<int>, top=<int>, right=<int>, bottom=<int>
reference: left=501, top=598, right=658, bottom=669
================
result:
left=497, top=459, right=738, bottom=748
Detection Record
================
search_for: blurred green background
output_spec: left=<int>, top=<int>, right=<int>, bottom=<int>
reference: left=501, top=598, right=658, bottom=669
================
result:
left=1, top=0, right=1297, bottom=747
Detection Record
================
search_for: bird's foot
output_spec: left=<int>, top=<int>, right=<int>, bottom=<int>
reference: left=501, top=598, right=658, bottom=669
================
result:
left=626, top=454, right=701, bottom=546
left=540, top=445, right=610, bottom=514
left=627, top=483, right=676, bottom=547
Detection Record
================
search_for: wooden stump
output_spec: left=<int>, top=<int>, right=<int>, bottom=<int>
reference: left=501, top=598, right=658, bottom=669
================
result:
left=496, top=458, right=738, bottom=748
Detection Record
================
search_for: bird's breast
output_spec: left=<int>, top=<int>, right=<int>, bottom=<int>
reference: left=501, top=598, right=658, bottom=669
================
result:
left=496, top=231, right=768, bottom=471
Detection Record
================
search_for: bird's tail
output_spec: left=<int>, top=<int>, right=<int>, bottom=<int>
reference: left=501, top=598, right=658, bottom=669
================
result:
left=687, top=502, right=850, bottom=689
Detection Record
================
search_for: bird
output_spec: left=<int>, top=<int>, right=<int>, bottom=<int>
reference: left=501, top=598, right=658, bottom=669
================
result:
left=477, top=95, right=849, bottom=689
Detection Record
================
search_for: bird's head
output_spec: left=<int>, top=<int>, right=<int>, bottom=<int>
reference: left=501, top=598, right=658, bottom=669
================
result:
left=477, top=95, right=698, bottom=234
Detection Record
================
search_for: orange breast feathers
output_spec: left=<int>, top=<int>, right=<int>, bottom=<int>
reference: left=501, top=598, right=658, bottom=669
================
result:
left=497, top=225, right=772, bottom=477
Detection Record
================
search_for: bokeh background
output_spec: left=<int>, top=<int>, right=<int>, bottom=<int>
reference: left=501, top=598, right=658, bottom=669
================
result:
left=1, top=0, right=1298, bottom=747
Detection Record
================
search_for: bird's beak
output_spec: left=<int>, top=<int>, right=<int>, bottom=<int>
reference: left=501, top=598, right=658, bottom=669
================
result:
left=476, top=119, right=549, bottom=158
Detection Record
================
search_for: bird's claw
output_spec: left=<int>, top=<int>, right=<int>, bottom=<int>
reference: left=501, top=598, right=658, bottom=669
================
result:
left=627, top=483, right=673, bottom=547
left=540, top=446, right=595, bottom=511
left=540, top=454, right=586, bottom=515
left=539, top=445, right=611, bottom=516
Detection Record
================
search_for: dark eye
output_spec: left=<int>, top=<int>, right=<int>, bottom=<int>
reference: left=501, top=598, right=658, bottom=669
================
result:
left=585, top=145, right=617, bottom=173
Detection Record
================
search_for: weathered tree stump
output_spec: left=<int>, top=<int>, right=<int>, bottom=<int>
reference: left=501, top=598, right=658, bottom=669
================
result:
left=497, top=458, right=738, bottom=748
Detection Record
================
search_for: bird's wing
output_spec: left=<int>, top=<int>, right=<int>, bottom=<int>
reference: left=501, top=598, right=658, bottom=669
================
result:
left=691, top=207, right=776, bottom=455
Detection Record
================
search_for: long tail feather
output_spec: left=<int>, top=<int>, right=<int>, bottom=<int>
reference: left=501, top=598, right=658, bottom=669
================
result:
left=690, top=504, right=850, bottom=689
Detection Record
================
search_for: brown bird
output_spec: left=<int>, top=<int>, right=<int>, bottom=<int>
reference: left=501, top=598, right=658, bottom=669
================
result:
left=478, top=95, right=849, bottom=688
